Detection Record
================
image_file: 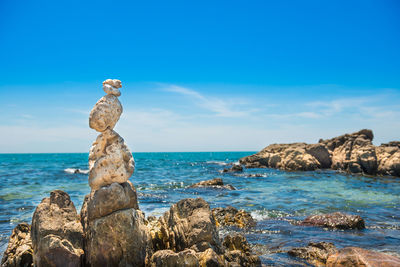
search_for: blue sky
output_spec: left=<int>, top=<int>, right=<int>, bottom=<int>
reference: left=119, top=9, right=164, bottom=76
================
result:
left=0, top=0, right=399, bottom=152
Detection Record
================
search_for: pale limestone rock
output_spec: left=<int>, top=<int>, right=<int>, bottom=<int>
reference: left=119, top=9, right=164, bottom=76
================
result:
left=89, top=94, right=122, bottom=132
left=103, top=78, right=122, bottom=88
left=88, top=129, right=134, bottom=190
left=103, top=83, right=121, bottom=96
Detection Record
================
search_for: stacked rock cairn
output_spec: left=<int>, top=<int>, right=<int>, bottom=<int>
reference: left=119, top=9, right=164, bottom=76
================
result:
left=81, top=79, right=150, bottom=266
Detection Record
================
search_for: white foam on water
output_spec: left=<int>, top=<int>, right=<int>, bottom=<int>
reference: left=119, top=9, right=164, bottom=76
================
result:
left=64, top=168, right=89, bottom=174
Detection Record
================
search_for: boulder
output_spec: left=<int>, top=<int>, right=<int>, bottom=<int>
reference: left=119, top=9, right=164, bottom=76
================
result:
left=149, top=249, right=199, bottom=267
left=288, top=242, right=338, bottom=266
left=31, top=190, right=84, bottom=267
left=301, top=212, right=365, bottom=230
left=88, top=129, right=135, bottom=190
left=89, top=94, right=122, bottom=132
left=223, top=234, right=261, bottom=267
left=197, top=248, right=226, bottom=267
left=222, top=164, right=243, bottom=173
left=189, top=178, right=236, bottom=190
left=326, top=247, right=400, bottom=267
left=212, top=206, right=256, bottom=228
left=1, top=223, right=33, bottom=267
left=149, top=198, right=222, bottom=253
left=85, top=181, right=139, bottom=222
left=80, top=183, right=151, bottom=267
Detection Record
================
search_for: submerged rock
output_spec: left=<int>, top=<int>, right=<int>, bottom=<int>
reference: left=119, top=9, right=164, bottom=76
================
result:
left=301, top=212, right=365, bottom=230
left=31, top=190, right=84, bottom=267
left=212, top=206, right=256, bottom=228
left=1, top=223, right=33, bottom=267
left=189, top=178, right=236, bottom=190
left=88, top=129, right=135, bottom=190
left=326, top=247, right=400, bottom=267
left=288, top=242, right=338, bottom=266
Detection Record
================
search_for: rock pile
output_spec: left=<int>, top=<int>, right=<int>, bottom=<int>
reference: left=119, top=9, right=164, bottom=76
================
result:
left=240, top=129, right=400, bottom=177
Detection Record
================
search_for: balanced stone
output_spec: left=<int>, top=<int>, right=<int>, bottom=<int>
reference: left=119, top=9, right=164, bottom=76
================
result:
left=89, top=94, right=122, bottom=132
left=103, top=79, right=122, bottom=96
left=89, top=129, right=134, bottom=190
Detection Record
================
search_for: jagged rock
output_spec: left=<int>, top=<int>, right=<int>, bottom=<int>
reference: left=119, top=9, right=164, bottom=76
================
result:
left=88, top=129, right=135, bottom=190
left=288, top=242, right=338, bottom=266
left=149, top=249, right=199, bottom=267
left=240, top=143, right=329, bottom=171
left=1, top=223, right=33, bottom=267
left=301, top=212, right=365, bottom=230
left=376, top=143, right=400, bottom=176
left=223, top=234, right=261, bottom=267
left=212, top=206, right=256, bottom=228
left=149, top=198, right=222, bottom=253
left=223, top=164, right=243, bottom=173
left=102, top=79, right=122, bottom=96
left=31, top=190, right=84, bottom=267
left=189, top=178, right=236, bottom=190
left=326, top=247, right=400, bottom=267
left=321, top=129, right=377, bottom=174
left=197, top=248, right=226, bottom=266
left=89, top=94, right=122, bottom=132
left=80, top=184, right=150, bottom=267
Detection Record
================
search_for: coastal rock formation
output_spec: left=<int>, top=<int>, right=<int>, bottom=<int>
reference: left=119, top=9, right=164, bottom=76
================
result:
left=88, top=129, right=134, bottom=190
left=240, top=129, right=400, bottom=177
left=223, top=234, right=261, bottom=267
left=189, top=178, right=236, bottom=190
left=31, top=190, right=84, bottom=267
left=212, top=206, right=256, bottom=228
left=1, top=223, right=33, bottom=267
left=240, top=143, right=331, bottom=171
left=288, top=242, right=338, bottom=266
left=148, top=198, right=261, bottom=266
left=300, top=212, right=365, bottom=230
left=149, top=198, right=222, bottom=253
left=326, top=247, right=400, bottom=267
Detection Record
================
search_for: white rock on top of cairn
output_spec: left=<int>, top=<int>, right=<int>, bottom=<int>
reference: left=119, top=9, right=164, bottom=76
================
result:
left=88, top=79, right=135, bottom=190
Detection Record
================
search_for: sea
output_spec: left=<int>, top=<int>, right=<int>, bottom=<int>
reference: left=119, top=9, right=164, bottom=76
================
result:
left=1, top=152, right=399, bottom=266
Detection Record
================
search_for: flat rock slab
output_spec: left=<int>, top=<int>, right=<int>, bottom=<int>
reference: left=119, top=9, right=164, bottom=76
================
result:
left=189, top=178, right=236, bottom=190
left=301, top=212, right=365, bottom=230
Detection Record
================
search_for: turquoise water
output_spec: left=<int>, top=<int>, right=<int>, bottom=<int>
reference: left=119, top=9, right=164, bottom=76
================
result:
left=1, top=152, right=400, bottom=265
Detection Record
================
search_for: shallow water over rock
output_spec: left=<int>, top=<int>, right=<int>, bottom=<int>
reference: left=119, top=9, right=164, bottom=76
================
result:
left=1, top=152, right=399, bottom=265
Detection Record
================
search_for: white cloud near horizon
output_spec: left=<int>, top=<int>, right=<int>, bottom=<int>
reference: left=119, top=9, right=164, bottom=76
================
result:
left=0, top=84, right=399, bottom=153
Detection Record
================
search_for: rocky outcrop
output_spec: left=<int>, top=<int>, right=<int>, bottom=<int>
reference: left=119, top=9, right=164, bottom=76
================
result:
left=240, top=129, right=400, bottom=177
left=300, top=212, right=365, bottom=230
left=149, top=198, right=222, bottom=253
left=1, top=223, right=33, bottom=267
left=189, top=178, right=236, bottom=190
left=326, top=247, right=400, bottom=267
left=288, top=242, right=338, bottom=266
left=31, top=190, right=84, bottom=267
left=223, top=234, right=261, bottom=267
left=212, top=206, right=256, bottom=228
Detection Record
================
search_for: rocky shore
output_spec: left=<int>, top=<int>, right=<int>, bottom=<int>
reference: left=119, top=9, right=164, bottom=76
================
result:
left=240, top=129, right=400, bottom=177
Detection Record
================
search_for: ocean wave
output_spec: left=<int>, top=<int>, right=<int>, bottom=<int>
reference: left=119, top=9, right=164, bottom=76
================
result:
left=64, top=168, right=89, bottom=174
left=206, top=161, right=231, bottom=166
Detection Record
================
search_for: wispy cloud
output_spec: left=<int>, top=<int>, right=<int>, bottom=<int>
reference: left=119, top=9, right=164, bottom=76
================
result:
left=164, top=85, right=258, bottom=117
